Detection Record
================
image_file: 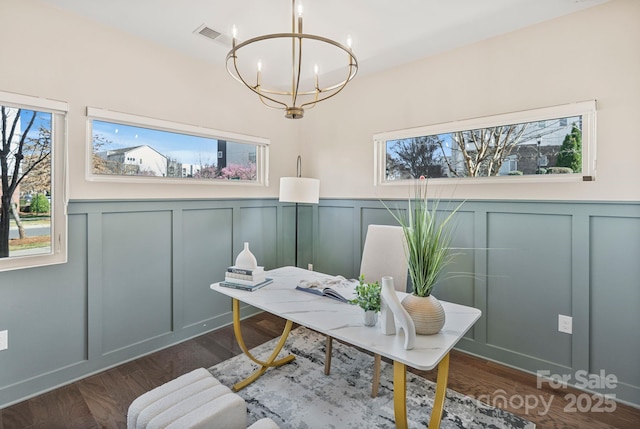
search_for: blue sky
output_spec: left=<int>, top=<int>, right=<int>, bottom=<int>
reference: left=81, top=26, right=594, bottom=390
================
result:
left=19, top=109, right=51, bottom=138
left=92, top=120, right=220, bottom=166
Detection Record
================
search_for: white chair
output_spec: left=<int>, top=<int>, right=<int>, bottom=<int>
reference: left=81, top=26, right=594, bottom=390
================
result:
left=324, top=224, right=408, bottom=397
left=127, top=368, right=280, bottom=429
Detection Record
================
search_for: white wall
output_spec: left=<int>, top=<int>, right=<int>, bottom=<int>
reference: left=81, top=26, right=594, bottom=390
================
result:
left=0, top=0, right=301, bottom=200
left=302, top=0, right=640, bottom=202
left=2, top=0, right=638, bottom=202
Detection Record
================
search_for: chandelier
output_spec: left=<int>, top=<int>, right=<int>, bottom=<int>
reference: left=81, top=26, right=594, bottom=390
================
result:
left=226, top=0, right=358, bottom=119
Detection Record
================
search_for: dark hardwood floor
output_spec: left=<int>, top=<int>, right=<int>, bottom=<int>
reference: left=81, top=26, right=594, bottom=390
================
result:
left=1, top=312, right=638, bottom=428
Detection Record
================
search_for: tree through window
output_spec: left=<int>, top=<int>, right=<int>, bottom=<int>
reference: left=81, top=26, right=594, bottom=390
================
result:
left=375, top=101, right=595, bottom=184
left=0, top=91, right=67, bottom=271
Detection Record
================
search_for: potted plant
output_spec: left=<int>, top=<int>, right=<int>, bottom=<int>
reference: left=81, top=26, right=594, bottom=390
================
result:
left=386, top=179, right=462, bottom=334
left=350, top=275, right=381, bottom=327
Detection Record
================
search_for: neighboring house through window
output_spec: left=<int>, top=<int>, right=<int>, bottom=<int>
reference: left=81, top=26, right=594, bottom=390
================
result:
left=88, top=107, right=269, bottom=184
left=374, top=101, right=595, bottom=185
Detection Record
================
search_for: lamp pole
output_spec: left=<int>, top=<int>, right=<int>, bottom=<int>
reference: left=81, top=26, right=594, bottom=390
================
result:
left=279, top=156, right=319, bottom=268
left=294, top=201, right=300, bottom=267
left=294, top=156, right=301, bottom=267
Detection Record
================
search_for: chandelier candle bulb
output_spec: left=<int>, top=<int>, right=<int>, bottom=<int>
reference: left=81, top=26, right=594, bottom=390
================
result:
left=232, top=25, right=237, bottom=48
left=314, top=64, right=319, bottom=88
left=256, top=61, right=262, bottom=87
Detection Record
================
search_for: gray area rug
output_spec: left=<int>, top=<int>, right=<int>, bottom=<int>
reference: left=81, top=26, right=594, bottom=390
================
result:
left=209, top=327, right=535, bottom=429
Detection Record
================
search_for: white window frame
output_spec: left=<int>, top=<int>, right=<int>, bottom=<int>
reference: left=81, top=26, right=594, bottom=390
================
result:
left=86, top=107, right=270, bottom=186
left=373, top=100, right=596, bottom=186
left=0, top=90, right=68, bottom=272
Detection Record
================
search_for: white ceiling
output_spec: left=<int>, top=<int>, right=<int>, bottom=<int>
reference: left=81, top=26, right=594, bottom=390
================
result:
left=40, top=0, right=608, bottom=86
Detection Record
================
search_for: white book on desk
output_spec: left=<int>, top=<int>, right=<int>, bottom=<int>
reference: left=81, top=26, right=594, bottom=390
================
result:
left=220, top=278, right=273, bottom=291
left=227, top=266, right=265, bottom=276
left=295, top=276, right=358, bottom=303
left=225, top=272, right=267, bottom=283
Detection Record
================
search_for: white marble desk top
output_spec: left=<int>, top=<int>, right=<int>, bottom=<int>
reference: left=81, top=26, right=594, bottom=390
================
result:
left=211, top=266, right=481, bottom=371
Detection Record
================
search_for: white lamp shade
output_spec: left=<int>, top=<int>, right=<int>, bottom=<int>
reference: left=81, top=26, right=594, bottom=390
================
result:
left=279, top=177, right=320, bottom=204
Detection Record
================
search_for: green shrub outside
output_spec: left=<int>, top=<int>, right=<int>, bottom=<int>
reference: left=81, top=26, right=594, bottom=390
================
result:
left=546, top=167, right=573, bottom=174
left=556, top=125, right=582, bottom=173
left=30, top=193, right=50, bottom=214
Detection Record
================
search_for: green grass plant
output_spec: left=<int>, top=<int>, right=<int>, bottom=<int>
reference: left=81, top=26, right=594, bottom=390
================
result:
left=385, top=180, right=462, bottom=297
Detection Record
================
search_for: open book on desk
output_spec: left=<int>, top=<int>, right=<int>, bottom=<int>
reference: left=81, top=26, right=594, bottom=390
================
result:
left=295, top=276, right=358, bottom=303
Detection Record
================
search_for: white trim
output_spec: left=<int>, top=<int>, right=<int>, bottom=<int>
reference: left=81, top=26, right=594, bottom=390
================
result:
left=374, top=101, right=595, bottom=142
left=374, top=101, right=597, bottom=186
left=86, top=107, right=269, bottom=146
left=0, top=90, right=68, bottom=113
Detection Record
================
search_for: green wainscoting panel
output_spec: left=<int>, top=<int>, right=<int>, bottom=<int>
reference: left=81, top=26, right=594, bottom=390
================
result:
left=0, top=213, right=88, bottom=403
left=360, top=206, right=400, bottom=232
left=182, top=208, right=233, bottom=328
left=280, top=204, right=314, bottom=268
left=317, top=205, right=355, bottom=276
left=434, top=210, right=477, bottom=339
left=1, top=198, right=639, bottom=409
left=590, top=215, right=640, bottom=401
left=486, top=212, right=573, bottom=368
left=296, top=205, right=314, bottom=269
left=239, top=206, right=278, bottom=269
left=100, top=210, right=173, bottom=354
left=281, top=205, right=295, bottom=266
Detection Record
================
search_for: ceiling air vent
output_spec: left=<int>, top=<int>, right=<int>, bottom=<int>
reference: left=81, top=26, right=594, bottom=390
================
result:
left=194, top=24, right=231, bottom=47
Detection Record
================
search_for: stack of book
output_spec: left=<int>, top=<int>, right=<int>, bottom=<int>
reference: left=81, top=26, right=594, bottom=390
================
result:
left=220, top=266, right=273, bottom=291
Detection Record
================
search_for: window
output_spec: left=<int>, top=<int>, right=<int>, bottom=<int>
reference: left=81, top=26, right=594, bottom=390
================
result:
left=0, top=90, right=68, bottom=272
left=87, top=108, right=269, bottom=185
left=374, top=101, right=596, bottom=185
left=498, top=155, right=518, bottom=176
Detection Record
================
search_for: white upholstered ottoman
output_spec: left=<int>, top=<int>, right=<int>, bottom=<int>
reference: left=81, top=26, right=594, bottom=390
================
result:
left=127, top=368, right=279, bottom=429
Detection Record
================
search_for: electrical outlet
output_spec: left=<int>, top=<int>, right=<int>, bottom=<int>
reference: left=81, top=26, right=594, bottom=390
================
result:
left=308, top=263, right=314, bottom=271
left=558, top=315, right=572, bottom=334
left=0, top=330, right=7, bottom=351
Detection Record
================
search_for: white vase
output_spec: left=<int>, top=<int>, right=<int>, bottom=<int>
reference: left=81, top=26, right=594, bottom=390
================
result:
left=363, top=310, right=378, bottom=327
left=401, top=294, right=446, bottom=335
left=379, top=298, right=396, bottom=335
left=380, top=276, right=415, bottom=350
left=235, top=242, right=258, bottom=269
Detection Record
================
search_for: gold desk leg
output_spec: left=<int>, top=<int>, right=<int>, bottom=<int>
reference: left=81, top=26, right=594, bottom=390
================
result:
left=231, top=298, right=295, bottom=391
left=394, top=353, right=450, bottom=429
left=428, top=352, right=450, bottom=429
left=393, top=361, right=408, bottom=429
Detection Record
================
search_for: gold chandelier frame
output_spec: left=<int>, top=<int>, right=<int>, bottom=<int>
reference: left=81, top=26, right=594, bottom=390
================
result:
left=226, top=0, right=358, bottom=119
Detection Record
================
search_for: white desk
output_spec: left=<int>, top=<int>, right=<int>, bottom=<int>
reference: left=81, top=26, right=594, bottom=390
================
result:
left=211, top=266, right=481, bottom=429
